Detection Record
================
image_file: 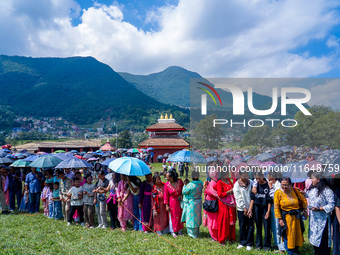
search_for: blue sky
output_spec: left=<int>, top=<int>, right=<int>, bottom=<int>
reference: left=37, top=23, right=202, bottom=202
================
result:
left=1, top=0, right=340, bottom=108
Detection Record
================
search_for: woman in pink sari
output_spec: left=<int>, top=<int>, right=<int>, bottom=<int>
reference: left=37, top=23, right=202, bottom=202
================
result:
left=164, top=169, right=184, bottom=237
left=117, top=174, right=133, bottom=231
left=204, top=169, right=219, bottom=241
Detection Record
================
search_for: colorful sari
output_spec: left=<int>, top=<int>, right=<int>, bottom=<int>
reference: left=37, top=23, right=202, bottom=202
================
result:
left=152, top=184, right=169, bottom=232
left=164, top=179, right=184, bottom=233
left=181, top=180, right=203, bottom=238
left=204, top=179, right=219, bottom=241
left=216, top=178, right=237, bottom=244
left=139, top=181, right=153, bottom=231
left=117, top=180, right=133, bottom=230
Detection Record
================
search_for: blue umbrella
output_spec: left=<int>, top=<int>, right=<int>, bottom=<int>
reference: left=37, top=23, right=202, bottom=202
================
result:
left=243, top=155, right=252, bottom=161
left=0, top=157, right=14, bottom=164
left=206, top=156, right=218, bottom=162
left=0, top=152, right=8, bottom=157
left=167, top=150, right=207, bottom=163
left=29, top=155, right=63, bottom=168
left=101, top=158, right=117, bottom=166
left=55, top=158, right=93, bottom=169
left=317, top=150, right=340, bottom=165
left=282, top=160, right=309, bottom=183
left=53, top=153, right=77, bottom=161
left=147, top=147, right=154, bottom=151
left=255, top=153, right=275, bottom=162
left=23, top=155, right=39, bottom=162
left=108, top=157, right=151, bottom=176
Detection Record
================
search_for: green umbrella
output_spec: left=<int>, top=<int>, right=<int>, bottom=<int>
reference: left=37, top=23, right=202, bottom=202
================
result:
left=29, top=155, right=63, bottom=168
left=10, top=159, right=31, bottom=167
left=54, top=150, right=66, bottom=153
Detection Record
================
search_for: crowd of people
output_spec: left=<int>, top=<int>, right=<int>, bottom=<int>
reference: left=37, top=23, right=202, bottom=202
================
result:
left=0, top=148, right=340, bottom=255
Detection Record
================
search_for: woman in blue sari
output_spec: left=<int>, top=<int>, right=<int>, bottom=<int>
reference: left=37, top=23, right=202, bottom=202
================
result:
left=181, top=171, right=203, bottom=238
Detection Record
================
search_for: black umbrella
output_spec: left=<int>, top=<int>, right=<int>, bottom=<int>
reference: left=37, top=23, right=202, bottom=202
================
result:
left=157, top=155, right=163, bottom=163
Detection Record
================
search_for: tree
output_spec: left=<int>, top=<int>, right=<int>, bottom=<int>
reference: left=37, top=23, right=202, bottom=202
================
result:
left=118, top=130, right=132, bottom=148
left=241, top=125, right=273, bottom=147
left=132, top=132, right=149, bottom=148
left=191, top=114, right=224, bottom=149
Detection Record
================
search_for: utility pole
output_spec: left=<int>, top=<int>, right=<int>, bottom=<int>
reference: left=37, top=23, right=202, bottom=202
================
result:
left=114, top=122, right=118, bottom=148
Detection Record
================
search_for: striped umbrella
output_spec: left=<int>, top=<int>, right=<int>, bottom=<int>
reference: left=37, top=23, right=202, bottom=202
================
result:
left=55, top=158, right=93, bottom=169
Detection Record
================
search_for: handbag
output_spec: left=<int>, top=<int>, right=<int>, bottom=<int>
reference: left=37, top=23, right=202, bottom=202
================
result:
left=203, top=194, right=218, bottom=212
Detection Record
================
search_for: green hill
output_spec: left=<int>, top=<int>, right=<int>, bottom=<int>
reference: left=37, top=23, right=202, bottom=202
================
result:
left=0, top=55, right=188, bottom=129
left=119, top=67, right=302, bottom=118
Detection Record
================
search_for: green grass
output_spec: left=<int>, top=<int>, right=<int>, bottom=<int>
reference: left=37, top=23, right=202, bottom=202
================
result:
left=0, top=212, right=315, bottom=255
left=0, top=163, right=316, bottom=255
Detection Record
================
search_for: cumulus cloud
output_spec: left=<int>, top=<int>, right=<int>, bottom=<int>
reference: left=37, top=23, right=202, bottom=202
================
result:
left=1, top=0, right=340, bottom=108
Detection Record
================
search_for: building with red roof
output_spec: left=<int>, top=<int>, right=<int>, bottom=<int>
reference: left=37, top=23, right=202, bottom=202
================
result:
left=138, top=114, right=189, bottom=161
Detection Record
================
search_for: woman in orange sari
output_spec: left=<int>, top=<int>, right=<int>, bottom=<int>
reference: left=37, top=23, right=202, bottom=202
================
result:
left=216, top=172, right=237, bottom=245
left=274, top=177, right=307, bottom=255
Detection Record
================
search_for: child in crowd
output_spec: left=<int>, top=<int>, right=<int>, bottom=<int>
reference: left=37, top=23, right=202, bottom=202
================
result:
left=82, top=175, right=95, bottom=228
left=41, top=181, right=51, bottom=217
left=48, top=184, right=54, bottom=219
left=19, top=192, right=29, bottom=213
left=52, top=182, right=63, bottom=220
left=67, top=178, right=84, bottom=227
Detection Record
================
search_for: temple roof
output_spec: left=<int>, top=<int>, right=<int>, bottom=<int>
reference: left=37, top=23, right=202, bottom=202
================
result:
left=145, top=122, right=186, bottom=132
left=138, top=138, right=189, bottom=148
left=100, top=141, right=116, bottom=151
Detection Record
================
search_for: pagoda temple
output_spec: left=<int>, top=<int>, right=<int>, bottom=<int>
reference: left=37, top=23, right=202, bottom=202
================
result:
left=138, top=114, right=189, bottom=161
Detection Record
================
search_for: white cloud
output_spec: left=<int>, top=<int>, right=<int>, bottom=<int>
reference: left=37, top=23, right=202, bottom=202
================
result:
left=309, top=79, right=340, bottom=108
left=1, top=0, right=340, bottom=82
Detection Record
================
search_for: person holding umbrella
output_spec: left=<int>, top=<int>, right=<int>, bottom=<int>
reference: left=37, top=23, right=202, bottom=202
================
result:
left=25, top=167, right=44, bottom=213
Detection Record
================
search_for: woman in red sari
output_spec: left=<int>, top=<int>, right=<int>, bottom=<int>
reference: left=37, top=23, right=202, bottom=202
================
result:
left=151, top=174, right=169, bottom=235
left=217, top=172, right=237, bottom=245
left=164, top=169, right=184, bottom=238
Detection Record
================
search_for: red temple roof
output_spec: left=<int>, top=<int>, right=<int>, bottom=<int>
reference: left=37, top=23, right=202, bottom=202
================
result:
left=145, top=122, right=186, bottom=132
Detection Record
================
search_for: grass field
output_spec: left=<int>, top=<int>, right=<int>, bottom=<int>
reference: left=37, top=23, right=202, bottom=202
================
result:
left=0, top=163, right=316, bottom=255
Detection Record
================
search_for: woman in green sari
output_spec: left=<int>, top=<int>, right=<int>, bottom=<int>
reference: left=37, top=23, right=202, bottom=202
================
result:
left=181, top=171, right=203, bottom=238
